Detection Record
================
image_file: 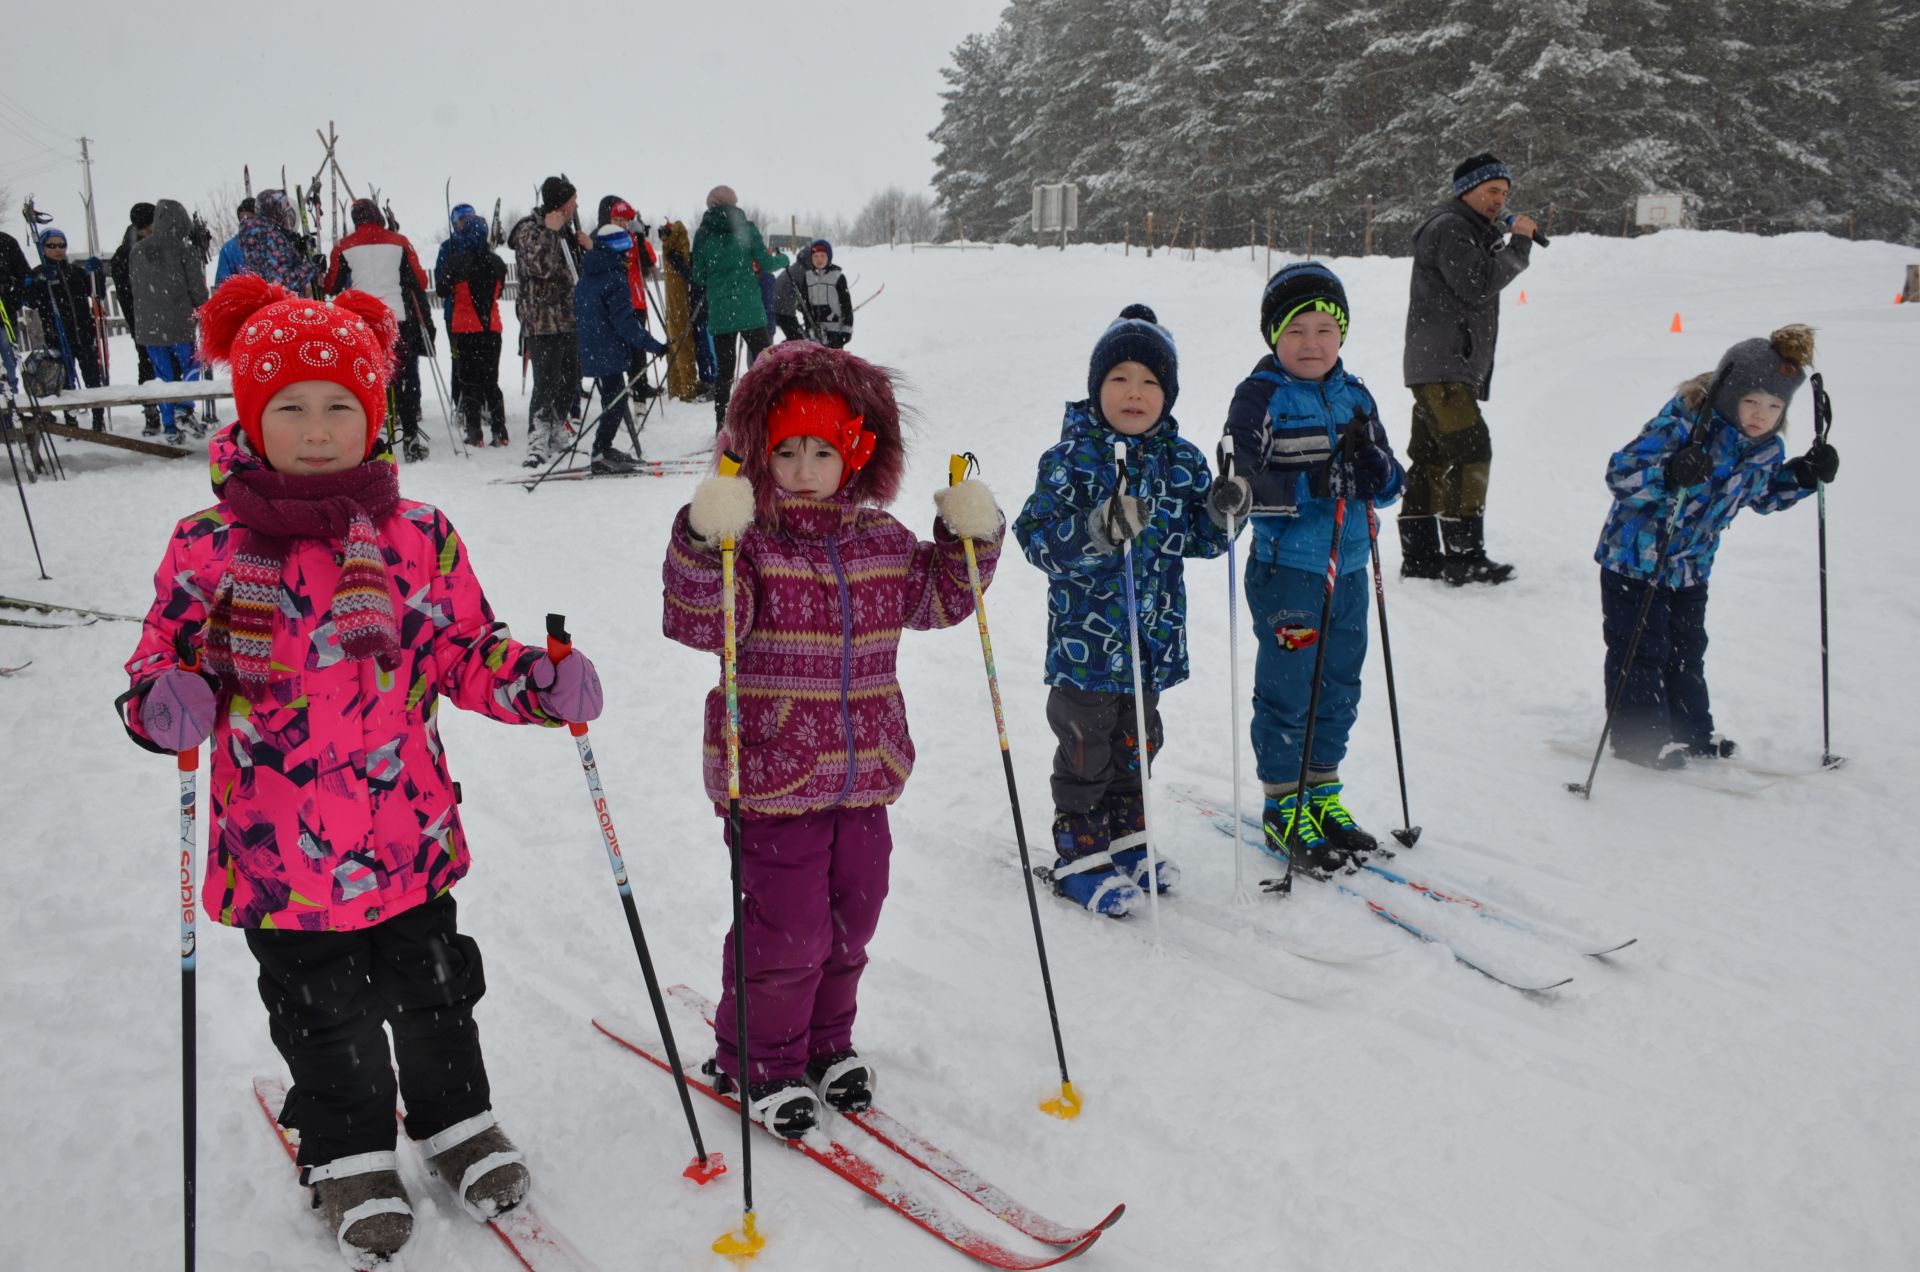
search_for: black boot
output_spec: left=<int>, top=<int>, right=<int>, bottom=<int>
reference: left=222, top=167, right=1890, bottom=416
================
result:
left=1397, top=516, right=1444, bottom=580
left=1440, top=516, right=1514, bottom=586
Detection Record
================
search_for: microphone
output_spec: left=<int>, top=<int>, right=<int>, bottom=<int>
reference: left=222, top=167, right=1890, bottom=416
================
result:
left=1503, top=212, right=1549, bottom=249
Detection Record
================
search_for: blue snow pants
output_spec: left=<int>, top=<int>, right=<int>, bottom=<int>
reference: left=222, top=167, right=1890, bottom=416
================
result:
left=145, top=342, right=197, bottom=428
left=1599, top=567, right=1712, bottom=759
left=1246, top=557, right=1370, bottom=786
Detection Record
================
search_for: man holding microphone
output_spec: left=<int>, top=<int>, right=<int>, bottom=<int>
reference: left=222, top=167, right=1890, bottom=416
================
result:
left=1399, top=153, right=1537, bottom=586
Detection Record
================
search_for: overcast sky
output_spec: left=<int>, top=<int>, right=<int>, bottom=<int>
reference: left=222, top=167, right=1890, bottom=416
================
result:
left=0, top=0, right=1005, bottom=252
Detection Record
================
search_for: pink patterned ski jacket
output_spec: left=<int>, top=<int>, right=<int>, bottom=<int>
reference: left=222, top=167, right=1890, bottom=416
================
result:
left=119, top=426, right=560, bottom=932
left=662, top=489, right=1000, bottom=818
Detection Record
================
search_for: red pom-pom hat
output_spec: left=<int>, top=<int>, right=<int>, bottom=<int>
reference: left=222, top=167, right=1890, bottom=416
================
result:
left=196, top=274, right=399, bottom=458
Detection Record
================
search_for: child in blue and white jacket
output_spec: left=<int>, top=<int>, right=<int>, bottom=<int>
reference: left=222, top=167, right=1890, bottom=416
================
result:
left=1593, top=324, right=1836, bottom=767
left=1216, top=263, right=1404, bottom=877
left=1013, top=305, right=1233, bottom=916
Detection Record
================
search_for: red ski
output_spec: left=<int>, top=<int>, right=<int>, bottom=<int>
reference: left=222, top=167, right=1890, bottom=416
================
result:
left=662, top=984, right=1123, bottom=1247
left=251, top=1076, right=597, bottom=1271
left=593, top=1013, right=1113, bottom=1269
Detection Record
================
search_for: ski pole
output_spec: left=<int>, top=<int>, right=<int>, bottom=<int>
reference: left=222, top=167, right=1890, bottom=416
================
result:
left=1365, top=505, right=1421, bottom=847
left=173, top=624, right=203, bottom=1272
left=1111, top=441, right=1165, bottom=947
left=1216, top=441, right=1252, bottom=904
left=404, top=292, right=463, bottom=458
left=948, top=453, right=1081, bottom=1120
left=710, top=451, right=765, bottom=1260
left=545, top=614, right=724, bottom=1185
left=0, top=377, right=51, bottom=579
left=1809, top=373, right=1842, bottom=768
left=1273, top=493, right=1348, bottom=896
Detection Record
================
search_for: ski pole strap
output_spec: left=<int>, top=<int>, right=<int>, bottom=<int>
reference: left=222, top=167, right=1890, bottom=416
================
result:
left=1810, top=372, right=1831, bottom=442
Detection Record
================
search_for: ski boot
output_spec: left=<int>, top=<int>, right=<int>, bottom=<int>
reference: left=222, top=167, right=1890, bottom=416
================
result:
left=308, top=1151, right=413, bottom=1267
left=179, top=409, right=205, bottom=439
left=589, top=447, right=641, bottom=475
left=463, top=420, right=484, bottom=448
left=1440, top=516, right=1514, bottom=586
left=1613, top=740, right=1689, bottom=771
left=1045, top=810, right=1142, bottom=917
left=141, top=406, right=163, bottom=437
left=703, top=1060, right=819, bottom=1140
left=421, top=1110, right=528, bottom=1221
left=401, top=431, right=430, bottom=463
left=1103, top=791, right=1179, bottom=893
left=1306, top=778, right=1380, bottom=861
left=1686, top=734, right=1737, bottom=760
left=1260, top=789, right=1349, bottom=879
left=492, top=430, right=511, bottom=447
left=806, top=1049, right=875, bottom=1113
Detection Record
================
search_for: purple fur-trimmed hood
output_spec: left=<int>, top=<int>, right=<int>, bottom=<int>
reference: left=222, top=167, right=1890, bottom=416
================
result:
left=719, top=340, right=909, bottom=524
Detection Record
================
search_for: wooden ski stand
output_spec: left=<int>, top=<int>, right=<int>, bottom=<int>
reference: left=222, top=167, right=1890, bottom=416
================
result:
left=3, top=380, right=234, bottom=475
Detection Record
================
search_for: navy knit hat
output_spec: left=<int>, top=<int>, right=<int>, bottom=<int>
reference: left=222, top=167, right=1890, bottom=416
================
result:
left=809, top=239, right=833, bottom=263
left=1260, top=263, right=1349, bottom=347
left=1452, top=153, right=1512, bottom=197
left=593, top=224, right=634, bottom=254
left=1088, top=304, right=1178, bottom=423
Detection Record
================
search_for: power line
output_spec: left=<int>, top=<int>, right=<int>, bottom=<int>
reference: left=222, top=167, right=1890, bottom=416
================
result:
left=0, top=91, right=69, bottom=145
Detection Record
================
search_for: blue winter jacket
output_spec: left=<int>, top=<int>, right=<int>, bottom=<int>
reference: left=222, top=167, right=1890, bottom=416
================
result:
left=1222, top=355, right=1404, bottom=576
left=573, top=246, right=659, bottom=378
left=214, top=235, right=244, bottom=286
left=1014, top=402, right=1231, bottom=694
left=433, top=237, right=456, bottom=326
left=1594, top=389, right=1810, bottom=588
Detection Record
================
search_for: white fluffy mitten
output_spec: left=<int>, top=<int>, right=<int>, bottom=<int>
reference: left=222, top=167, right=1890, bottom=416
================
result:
left=934, top=478, right=1003, bottom=541
left=688, top=475, right=756, bottom=546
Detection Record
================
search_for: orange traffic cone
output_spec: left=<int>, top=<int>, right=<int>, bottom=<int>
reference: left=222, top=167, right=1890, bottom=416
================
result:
left=1517, top=290, right=1528, bottom=305
left=1670, top=312, right=1684, bottom=333
left=1899, top=293, right=1907, bottom=305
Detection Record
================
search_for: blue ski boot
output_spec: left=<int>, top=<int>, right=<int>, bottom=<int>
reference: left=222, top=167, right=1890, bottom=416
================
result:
left=1103, top=791, right=1179, bottom=893
left=1047, top=810, right=1142, bottom=917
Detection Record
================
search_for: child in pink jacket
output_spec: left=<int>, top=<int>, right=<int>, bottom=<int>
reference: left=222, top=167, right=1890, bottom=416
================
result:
left=661, top=340, right=1004, bottom=1139
left=117, top=276, right=604, bottom=1266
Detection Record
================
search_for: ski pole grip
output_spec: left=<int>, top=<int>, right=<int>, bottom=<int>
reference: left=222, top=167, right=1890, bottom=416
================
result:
left=173, top=621, right=202, bottom=674
left=718, top=450, right=742, bottom=479
left=947, top=453, right=971, bottom=487
left=545, top=613, right=572, bottom=663
left=1113, top=440, right=1128, bottom=493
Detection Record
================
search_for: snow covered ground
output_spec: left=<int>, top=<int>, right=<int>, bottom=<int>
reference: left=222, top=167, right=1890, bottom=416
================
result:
left=3, top=229, right=1916, bottom=1271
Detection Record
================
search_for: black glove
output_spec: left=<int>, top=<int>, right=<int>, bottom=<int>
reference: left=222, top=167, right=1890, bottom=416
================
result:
left=1784, top=439, right=1839, bottom=489
left=1664, top=443, right=1713, bottom=488
left=1314, top=418, right=1394, bottom=501
left=1207, top=475, right=1252, bottom=527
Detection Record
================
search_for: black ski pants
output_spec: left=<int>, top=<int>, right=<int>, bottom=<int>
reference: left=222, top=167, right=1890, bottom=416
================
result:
left=591, top=371, right=634, bottom=455
left=1600, top=567, right=1713, bottom=760
left=712, top=326, right=772, bottom=428
left=1046, top=685, right=1162, bottom=815
left=527, top=331, right=579, bottom=430
left=451, top=331, right=506, bottom=441
left=246, top=891, right=492, bottom=1171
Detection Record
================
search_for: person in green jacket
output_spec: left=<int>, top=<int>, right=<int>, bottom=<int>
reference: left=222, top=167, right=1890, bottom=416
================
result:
left=691, top=185, right=788, bottom=429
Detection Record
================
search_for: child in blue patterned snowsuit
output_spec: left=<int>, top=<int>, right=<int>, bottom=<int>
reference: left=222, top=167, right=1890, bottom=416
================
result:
left=1217, top=263, right=1404, bottom=877
left=1593, top=324, right=1836, bottom=767
left=1013, top=305, right=1233, bottom=916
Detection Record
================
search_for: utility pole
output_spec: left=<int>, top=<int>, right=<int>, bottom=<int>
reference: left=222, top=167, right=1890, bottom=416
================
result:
left=78, top=137, right=101, bottom=260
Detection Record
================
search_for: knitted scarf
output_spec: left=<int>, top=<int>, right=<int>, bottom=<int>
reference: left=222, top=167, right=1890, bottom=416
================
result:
left=205, top=460, right=402, bottom=695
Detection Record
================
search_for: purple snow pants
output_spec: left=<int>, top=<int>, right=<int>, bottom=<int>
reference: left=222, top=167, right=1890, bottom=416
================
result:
left=713, top=805, right=892, bottom=1084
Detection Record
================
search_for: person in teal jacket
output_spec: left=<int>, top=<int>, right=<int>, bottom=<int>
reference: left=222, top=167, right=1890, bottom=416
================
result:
left=1218, top=263, right=1405, bottom=878
left=1014, top=305, right=1234, bottom=916
left=691, top=185, right=788, bottom=428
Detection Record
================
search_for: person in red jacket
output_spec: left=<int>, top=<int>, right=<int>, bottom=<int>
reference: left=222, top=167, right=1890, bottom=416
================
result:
left=325, top=200, right=437, bottom=461
left=436, top=212, right=510, bottom=446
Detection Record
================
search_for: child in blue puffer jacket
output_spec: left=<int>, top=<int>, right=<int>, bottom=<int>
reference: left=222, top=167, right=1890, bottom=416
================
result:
left=574, top=223, right=668, bottom=473
left=1013, top=305, right=1234, bottom=916
left=1216, top=263, right=1404, bottom=878
left=1592, top=324, right=1836, bottom=768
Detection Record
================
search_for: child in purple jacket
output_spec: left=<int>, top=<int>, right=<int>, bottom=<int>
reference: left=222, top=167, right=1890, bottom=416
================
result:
left=661, top=340, right=1005, bottom=1138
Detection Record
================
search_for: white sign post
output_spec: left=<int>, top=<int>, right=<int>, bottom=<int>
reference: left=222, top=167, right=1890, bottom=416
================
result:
left=1032, top=183, right=1080, bottom=250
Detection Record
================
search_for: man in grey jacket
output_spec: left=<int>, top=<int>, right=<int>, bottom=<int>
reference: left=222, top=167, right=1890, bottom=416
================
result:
left=1400, top=153, right=1535, bottom=585
left=129, top=199, right=210, bottom=439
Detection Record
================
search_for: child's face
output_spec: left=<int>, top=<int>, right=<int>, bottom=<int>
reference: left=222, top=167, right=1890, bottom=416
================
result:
left=770, top=434, right=845, bottom=497
left=1735, top=392, right=1786, bottom=438
left=811, top=249, right=829, bottom=269
left=259, top=381, right=369, bottom=474
left=1273, top=311, right=1344, bottom=380
left=1098, top=362, right=1165, bottom=436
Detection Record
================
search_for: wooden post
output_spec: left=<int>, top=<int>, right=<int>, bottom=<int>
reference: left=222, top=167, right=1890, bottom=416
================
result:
left=1305, top=223, right=1314, bottom=260
left=1169, top=215, right=1184, bottom=259
left=1546, top=201, right=1557, bottom=238
left=1249, top=216, right=1255, bottom=261
left=1125, top=220, right=1130, bottom=257
left=1904, top=264, right=1920, bottom=302
left=1265, top=210, right=1272, bottom=276
left=1192, top=216, right=1202, bottom=261
left=1146, top=211, right=1154, bottom=258
left=1363, top=196, right=1374, bottom=257
left=889, top=215, right=897, bottom=249
left=328, top=122, right=338, bottom=249
left=790, top=214, right=797, bottom=254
